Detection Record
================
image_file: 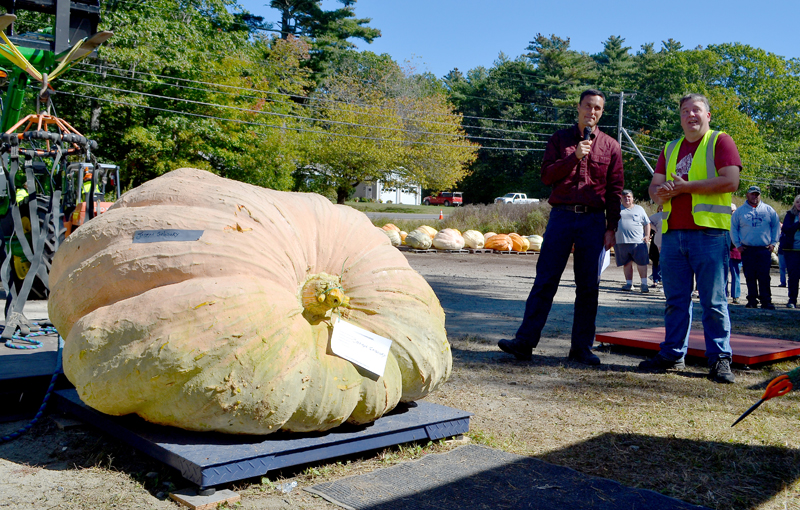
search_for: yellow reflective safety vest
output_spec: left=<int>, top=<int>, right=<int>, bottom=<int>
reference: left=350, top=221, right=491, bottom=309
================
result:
left=662, top=129, right=732, bottom=233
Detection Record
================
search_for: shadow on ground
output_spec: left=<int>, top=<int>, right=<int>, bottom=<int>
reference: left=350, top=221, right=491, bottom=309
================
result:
left=307, top=435, right=800, bottom=510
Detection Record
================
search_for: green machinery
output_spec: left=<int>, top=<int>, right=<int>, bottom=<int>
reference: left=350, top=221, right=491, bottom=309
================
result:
left=0, top=1, right=114, bottom=340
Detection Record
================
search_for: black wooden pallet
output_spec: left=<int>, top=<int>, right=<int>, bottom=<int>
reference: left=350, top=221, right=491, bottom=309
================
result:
left=0, top=331, right=61, bottom=380
left=54, top=389, right=471, bottom=490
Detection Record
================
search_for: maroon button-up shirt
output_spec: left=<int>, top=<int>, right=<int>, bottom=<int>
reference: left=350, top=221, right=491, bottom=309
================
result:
left=541, top=124, right=624, bottom=231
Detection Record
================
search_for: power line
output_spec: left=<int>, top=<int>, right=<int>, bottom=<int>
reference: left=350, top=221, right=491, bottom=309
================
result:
left=65, top=79, right=550, bottom=145
left=71, top=66, right=557, bottom=139
left=74, top=62, right=587, bottom=132
left=59, top=91, right=544, bottom=152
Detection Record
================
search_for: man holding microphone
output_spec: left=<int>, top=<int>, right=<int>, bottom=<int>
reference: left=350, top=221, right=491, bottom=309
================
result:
left=498, top=89, right=624, bottom=365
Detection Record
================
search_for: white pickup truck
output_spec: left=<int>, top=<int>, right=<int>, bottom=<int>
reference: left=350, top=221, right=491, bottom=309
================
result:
left=494, top=192, right=540, bottom=205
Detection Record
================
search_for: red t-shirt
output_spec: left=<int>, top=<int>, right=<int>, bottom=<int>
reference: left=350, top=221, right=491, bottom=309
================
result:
left=655, top=133, right=742, bottom=230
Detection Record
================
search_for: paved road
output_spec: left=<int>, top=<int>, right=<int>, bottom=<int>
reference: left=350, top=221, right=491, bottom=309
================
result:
left=365, top=212, right=445, bottom=221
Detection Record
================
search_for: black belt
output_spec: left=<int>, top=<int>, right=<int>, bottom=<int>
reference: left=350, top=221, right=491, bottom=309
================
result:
left=552, top=204, right=604, bottom=214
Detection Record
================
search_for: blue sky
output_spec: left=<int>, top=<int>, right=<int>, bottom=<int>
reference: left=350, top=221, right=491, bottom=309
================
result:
left=236, top=1, right=800, bottom=78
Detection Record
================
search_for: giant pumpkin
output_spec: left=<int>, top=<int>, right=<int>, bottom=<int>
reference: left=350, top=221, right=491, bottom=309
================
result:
left=48, top=168, right=451, bottom=434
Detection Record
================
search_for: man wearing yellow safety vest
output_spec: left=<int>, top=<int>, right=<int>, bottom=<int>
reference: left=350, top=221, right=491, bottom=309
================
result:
left=639, top=93, right=741, bottom=384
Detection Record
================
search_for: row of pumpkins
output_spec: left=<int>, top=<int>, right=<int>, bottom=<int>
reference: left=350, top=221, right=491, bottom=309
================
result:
left=380, top=223, right=544, bottom=252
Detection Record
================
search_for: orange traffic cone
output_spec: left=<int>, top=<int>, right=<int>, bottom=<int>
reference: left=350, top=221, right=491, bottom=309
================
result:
left=439, top=210, right=443, bottom=220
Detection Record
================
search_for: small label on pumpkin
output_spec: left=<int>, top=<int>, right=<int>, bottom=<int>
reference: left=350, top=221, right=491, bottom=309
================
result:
left=133, top=229, right=204, bottom=243
left=330, top=317, right=392, bottom=377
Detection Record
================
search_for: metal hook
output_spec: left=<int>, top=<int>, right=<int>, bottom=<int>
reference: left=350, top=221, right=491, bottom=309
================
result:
left=36, top=73, right=49, bottom=114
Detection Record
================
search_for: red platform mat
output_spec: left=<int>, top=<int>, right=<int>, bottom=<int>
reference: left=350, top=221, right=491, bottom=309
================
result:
left=596, top=327, right=800, bottom=365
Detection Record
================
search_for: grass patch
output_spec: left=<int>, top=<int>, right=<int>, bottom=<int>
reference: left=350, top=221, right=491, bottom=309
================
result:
left=344, top=201, right=440, bottom=214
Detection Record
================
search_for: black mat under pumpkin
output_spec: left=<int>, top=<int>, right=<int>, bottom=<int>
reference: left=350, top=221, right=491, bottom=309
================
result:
left=305, top=444, right=709, bottom=510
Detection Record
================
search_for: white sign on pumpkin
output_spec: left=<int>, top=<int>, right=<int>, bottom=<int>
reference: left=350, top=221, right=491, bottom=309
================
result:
left=330, top=317, right=393, bottom=377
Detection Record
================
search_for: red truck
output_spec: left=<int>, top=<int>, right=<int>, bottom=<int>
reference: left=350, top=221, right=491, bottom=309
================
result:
left=422, top=191, right=463, bottom=207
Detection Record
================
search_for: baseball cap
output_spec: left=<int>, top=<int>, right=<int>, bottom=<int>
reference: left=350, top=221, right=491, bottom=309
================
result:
left=747, top=185, right=761, bottom=194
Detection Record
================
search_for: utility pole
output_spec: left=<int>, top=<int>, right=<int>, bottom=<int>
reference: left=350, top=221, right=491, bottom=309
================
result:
left=608, top=91, right=655, bottom=174
left=609, top=91, right=635, bottom=146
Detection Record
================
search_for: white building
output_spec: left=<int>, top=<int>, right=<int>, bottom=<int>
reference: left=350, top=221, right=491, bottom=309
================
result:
left=354, top=179, right=421, bottom=205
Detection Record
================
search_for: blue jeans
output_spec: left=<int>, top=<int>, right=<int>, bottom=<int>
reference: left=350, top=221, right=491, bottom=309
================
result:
left=651, top=262, right=661, bottom=283
left=515, top=208, right=605, bottom=354
left=786, top=251, right=800, bottom=305
left=779, top=253, right=786, bottom=285
left=660, top=229, right=732, bottom=363
left=728, top=258, right=742, bottom=299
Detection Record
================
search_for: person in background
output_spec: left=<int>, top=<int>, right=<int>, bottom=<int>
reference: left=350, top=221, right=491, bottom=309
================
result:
left=778, top=223, right=787, bottom=288
left=615, top=190, right=651, bottom=292
left=731, top=185, right=780, bottom=310
left=639, top=93, right=740, bottom=384
left=649, top=205, right=664, bottom=288
left=780, top=194, right=800, bottom=308
left=497, top=89, right=624, bottom=366
left=728, top=203, right=742, bottom=304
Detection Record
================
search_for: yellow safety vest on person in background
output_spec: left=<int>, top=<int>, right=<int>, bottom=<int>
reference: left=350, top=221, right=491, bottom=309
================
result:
left=661, top=129, right=732, bottom=233
left=82, top=179, right=92, bottom=199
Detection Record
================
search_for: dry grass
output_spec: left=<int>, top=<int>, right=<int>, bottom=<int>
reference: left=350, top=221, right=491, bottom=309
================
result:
left=426, top=335, right=800, bottom=510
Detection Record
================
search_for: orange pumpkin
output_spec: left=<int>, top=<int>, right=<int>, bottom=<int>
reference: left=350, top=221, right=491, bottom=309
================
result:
left=485, top=234, right=513, bottom=251
left=508, top=233, right=530, bottom=252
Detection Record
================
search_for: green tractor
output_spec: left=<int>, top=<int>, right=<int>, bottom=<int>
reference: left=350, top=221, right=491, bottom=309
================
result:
left=0, top=1, right=114, bottom=340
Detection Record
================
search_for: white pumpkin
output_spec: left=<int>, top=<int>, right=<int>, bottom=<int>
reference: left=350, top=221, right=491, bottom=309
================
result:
left=382, top=228, right=402, bottom=247
left=528, top=235, right=543, bottom=252
left=433, top=228, right=466, bottom=250
left=406, top=229, right=433, bottom=249
left=462, top=230, right=484, bottom=249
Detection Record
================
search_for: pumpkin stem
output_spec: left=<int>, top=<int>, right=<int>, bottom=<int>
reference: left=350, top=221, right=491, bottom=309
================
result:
left=301, top=273, right=350, bottom=324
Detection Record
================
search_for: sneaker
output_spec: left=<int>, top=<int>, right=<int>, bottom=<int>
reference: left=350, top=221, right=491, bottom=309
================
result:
left=497, top=339, right=532, bottom=361
left=778, top=283, right=787, bottom=288
left=567, top=349, right=601, bottom=365
left=621, top=283, right=632, bottom=291
left=745, top=302, right=758, bottom=309
left=762, top=303, right=776, bottom=310
left=788, top=303, right=797, bottom=309
left=638, top=353, right=686, bottom=372
left=709, top=358, right=735, bottom=384
left=641, top=284, right=649, bottom=293
left=731, top=298, right=740, bottom=304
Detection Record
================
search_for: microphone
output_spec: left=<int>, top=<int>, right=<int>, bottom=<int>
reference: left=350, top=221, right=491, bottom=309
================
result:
left=583, top=126, right=594, bottom=141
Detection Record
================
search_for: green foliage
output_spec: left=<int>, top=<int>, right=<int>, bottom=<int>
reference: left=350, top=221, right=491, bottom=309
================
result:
left=449, top=36, right=800, bottom=205
left=298, top=50, right=477, bottom=203
left=49, top=0, right=315, bottom=190
left=4, top=1, right=799, bottom=208
left=269, top=0, right=380, bottom=78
